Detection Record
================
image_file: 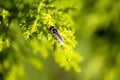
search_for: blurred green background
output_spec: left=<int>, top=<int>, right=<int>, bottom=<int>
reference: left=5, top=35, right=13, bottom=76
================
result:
left=0, top=0, right=120, bottom=80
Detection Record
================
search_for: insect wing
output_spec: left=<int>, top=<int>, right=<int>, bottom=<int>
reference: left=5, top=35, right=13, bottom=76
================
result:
left=53, top=32, right=64, bottom=45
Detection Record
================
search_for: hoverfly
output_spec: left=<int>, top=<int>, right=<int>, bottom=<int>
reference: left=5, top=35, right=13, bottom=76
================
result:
left=50, top=26, right=64, bottom=45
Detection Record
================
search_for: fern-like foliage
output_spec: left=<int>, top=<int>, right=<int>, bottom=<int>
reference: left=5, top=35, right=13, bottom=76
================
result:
left=0, top=0, right=82, bottom=79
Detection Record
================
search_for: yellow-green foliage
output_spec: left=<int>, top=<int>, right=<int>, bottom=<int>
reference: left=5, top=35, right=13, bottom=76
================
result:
left=0, top=0, right=82, bottom=79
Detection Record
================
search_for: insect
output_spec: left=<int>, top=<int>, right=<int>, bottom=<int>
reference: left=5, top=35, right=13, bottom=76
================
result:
left=50, top=26, right=64, bottom=45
